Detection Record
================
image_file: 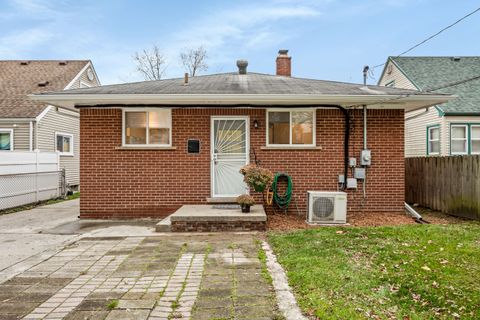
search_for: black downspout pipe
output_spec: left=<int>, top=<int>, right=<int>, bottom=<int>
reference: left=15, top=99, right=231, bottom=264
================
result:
left=335, top=106, right=350, bottom=191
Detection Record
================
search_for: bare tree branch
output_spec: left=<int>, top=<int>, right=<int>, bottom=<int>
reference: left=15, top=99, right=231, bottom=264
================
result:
left=180, top=46, right=208, bottom=77
left=133, top=46, right=167, bottom=80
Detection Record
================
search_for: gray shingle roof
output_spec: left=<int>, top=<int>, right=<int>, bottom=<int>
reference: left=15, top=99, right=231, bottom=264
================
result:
left=390, top=56, right=480, bottom=115
left=44, top=72, right=422, bottom=96
left=0, top=60, right=90, bottom=118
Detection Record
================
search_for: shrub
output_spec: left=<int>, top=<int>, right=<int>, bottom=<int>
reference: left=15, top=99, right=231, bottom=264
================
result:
left=236, top=194, right=255, bottom=206
left=240, top=164, right=274, bottom=192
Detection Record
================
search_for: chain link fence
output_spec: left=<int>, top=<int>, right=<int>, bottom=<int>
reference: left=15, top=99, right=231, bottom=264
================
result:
left=0, top=169, right=67, bottom=211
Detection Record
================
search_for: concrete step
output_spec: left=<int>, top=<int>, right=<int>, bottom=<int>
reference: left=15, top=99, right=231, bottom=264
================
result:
left=206, top=197, right=237, bottom=204
left=155, top=215, right=171, bottom=232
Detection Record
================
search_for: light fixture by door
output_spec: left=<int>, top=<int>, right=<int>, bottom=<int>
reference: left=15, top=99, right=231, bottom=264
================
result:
left=253, top=119, right=259, bottom=129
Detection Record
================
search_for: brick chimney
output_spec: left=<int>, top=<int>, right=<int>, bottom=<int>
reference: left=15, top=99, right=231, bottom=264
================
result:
left=276, top=49, right=291, bottom=76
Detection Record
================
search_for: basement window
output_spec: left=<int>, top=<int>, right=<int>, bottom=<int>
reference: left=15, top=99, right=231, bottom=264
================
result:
left=450, top=125, right=468, bottom=155
left=55, top=132, right=73, bottom=156
left=0, top=129, right=13, bottom=151
left=267, top=109, right=315, bottom=146
left=123, top=109, right=172, bottom=146
left=427, top=126, right=440, bottom=155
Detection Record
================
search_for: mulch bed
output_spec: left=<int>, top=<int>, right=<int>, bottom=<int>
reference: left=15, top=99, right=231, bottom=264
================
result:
left=266, top=207, right=470, bottom=231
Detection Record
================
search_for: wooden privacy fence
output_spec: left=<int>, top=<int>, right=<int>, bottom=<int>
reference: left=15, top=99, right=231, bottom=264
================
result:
left=405, top=156, right=480, bottom=220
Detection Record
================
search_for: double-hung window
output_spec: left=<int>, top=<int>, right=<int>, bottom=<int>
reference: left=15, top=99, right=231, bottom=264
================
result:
left=267, top=109, right=315, bottom=146
left=450, top=125, right=468, bottom=155
left=427, top=126, right=440, bottom=155
left=123, top=109, right=172, bottom=146
left=0, top=129, right=13, bottom=151
left=55, top=132, right=73, bottom=156
left=470, top=125, right=480, bottom=154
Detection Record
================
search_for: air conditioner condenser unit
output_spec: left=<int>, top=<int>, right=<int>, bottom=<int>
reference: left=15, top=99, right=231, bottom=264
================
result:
left=307, top=191, right=347, bottom=224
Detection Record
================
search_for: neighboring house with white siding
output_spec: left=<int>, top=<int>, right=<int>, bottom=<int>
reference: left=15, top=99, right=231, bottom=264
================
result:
left=378, top=56, right=480, bottom=157
left=0, top=60, right=100, bottom=188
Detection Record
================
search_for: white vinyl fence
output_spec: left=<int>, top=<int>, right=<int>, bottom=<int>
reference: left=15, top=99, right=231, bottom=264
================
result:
left=0, top=151, right=66, bottom=210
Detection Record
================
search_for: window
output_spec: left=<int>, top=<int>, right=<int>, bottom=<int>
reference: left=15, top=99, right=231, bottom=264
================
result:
left=450, top=125, right=468, bottom=155
left=123, top=109, right=171, bottom=146
left=427, top=126, right=440, bottom=155
left=0, top=129, right=13, bottom=150
left=55, top=132, right=73, bottom=155
left=267, top=109, right=315, bottom=146
left=471, top=125, right=480, bottom=154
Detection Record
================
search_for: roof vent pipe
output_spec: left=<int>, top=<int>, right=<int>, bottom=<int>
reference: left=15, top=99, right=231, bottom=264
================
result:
left=362, top=65, right=369, bottom=87
left=237, top=60, right=248, bottom=74
left=184, top=73, right=189, bottom=85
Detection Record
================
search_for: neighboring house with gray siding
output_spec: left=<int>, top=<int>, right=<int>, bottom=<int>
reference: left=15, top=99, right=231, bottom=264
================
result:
left=378, top=56, right=480, bottom=157
left=0, top=60, right=100, bottom=188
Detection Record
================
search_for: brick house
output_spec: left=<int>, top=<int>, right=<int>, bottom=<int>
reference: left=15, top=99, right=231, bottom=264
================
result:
left=32, top=51, right=451, bottom=220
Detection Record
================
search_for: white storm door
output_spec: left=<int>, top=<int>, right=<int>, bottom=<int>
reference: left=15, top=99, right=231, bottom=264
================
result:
left=211, top=117, right=249, bottom=197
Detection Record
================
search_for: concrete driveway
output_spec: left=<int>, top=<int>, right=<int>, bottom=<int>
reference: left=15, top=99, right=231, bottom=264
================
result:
left=0, top=199, right=158, bottom=282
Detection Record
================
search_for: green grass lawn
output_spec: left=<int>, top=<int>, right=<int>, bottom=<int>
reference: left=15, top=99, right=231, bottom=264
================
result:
left=268, top=224, right=480, bottom=319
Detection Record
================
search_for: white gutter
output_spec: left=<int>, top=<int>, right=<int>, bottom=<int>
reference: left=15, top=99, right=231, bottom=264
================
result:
left=29, top=121, right=33, bottom=151
left=29, top=93, right=454, bottom=110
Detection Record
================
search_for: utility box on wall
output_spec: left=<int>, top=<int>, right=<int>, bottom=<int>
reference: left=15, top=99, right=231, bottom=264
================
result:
left=187, top=139, right=200, bottom=153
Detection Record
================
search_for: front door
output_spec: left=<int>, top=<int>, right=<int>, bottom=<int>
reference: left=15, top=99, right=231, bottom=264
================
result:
left=211, top=116, right=249, bottom=198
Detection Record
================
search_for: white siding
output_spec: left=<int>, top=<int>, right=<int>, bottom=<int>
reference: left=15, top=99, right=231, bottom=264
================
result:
left=378, top=60, right=418, bottom=90
left=67, top=65, right=100, bottom=89
left=37, top=107, right=80, bottom=186
left=0, top=121, right=32, bottom=150
left=405, top=107, right=443, bottom=157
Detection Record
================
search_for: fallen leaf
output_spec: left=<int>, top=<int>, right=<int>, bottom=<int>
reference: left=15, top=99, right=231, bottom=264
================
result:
left=421, top=265, right=432, bottom=271
left=440, top=259, right=449, bottom=264
left=336, top=230, right=344, bottom=234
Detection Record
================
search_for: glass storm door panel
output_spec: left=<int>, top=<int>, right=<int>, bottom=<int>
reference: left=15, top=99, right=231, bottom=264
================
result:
left=211, top=117, right=249, bottom=197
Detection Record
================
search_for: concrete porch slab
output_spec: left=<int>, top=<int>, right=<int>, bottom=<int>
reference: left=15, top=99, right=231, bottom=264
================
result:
left=170, top=205, right=266, bottom=222
left=167, top=205, right=267, bottom=232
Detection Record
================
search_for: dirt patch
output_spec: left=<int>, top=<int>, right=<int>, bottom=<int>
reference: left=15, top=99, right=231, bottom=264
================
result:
left=266, top=207, right=470, bottom=231
left=267, top=214, right=312, bottom=231
left=413, top=206, right=473, bottom=224
left=348, top=211, right=416, bottom=227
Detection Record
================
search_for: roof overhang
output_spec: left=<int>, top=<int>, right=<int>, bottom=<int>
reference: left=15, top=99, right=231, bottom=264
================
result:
left=29, top=93, right=455, bottom=112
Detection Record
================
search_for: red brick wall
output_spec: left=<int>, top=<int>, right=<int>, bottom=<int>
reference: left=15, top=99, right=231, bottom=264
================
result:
left=79, top=108, right=404, bottom=219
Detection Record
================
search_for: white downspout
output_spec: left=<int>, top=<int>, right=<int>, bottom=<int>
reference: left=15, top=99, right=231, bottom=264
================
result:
left=29, top=121, right=33, bottom=151
left=34, top=121, right=39, bottom=151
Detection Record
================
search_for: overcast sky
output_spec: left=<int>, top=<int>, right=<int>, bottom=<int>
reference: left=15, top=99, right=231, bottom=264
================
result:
left=1, top=0, right=479, bottom=85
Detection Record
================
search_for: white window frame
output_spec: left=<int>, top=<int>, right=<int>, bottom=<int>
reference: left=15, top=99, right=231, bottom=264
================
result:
left=470, top=125, right=480, bottom=155
left=0, top=128, right=14, bottom=151
left=266, top=108, right=316, bottom=147
left=450, top=124, right=468, bottom=155
left=55, top=132, right=74, bottom=156
left=427, top=126, right=440, bottom=155
left=122, top=108, right=172, bottom=147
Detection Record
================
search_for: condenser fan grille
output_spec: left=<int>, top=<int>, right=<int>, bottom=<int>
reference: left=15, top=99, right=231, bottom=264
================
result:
left=312, top=196, right=335, bottom=221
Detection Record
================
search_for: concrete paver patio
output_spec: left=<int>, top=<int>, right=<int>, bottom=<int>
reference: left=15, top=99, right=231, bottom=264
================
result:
left=0, top=233, right=281, bottom=320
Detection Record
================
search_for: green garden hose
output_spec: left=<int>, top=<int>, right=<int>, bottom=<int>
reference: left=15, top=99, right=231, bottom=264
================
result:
left=272, top=173, right=293, bottom=209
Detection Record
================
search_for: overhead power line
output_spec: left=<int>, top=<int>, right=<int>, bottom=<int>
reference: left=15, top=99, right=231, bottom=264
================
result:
left=372, top=6, right=480, bottom=69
